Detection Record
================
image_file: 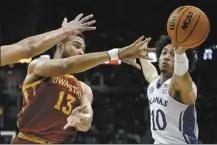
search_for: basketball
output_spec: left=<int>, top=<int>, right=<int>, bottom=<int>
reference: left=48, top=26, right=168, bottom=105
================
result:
left=167, top=6, right=210, bottom=48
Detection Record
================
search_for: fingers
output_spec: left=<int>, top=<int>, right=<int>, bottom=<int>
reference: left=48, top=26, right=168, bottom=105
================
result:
left=136, top=40, right=147, bottom=48
left=140, top=47, right=156, bottom=52
left=74, top=13, right=84, bottom=21
left=64, top=116, right=83, bottom=130
left=79, top=27, right=96, bottom=32
left=62, top=17, right=68, bottom=26
left=131, top=36, right=145, bottom=46
left=81, top=20, right=96, bottom=27
left=77, top=113, right=92, bottom=120
left=63, top=122, right=73, bottom=130
left=139, top=37, right=151, bottom=47
left=71, top=105, right=87, bottom=115
left=134, top=36, right=152, bottom=49
left=139, top=53, right=153, bottom=60
left=80, top=14, right=94, bottom=23
left=139, top=37, right=151, bottom=48
left=63, top=121, right=77, bottom=130
left=145, top=37, right=151, bottom=42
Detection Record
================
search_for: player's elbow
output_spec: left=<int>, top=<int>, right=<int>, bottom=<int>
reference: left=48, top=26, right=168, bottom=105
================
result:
left=33, top=59, right=69, bottom=77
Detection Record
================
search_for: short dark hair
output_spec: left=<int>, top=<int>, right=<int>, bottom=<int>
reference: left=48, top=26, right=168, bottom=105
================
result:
left=77, top=33, right=85, bottom=40
left=61, top=33, right=85, bottom=44
left=155, top=34, right=198, bottom=73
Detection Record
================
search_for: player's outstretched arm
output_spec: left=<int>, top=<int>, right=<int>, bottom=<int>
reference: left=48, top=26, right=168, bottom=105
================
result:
left=27, top=36, right=155, bottom=77
left=168, top=45, right=196, bottom=105
left=139, top=38, right=158, bottom=83
left=0, top=13, right=96, bottom=66
left=140, top=58, right=159, bottom=83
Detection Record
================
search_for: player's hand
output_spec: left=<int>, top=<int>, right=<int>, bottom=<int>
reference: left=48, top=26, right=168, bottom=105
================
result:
left=61, top=13, right=96, bottom=35
left=119, top=36, right=155, bottom=60
left=121, top=37, right=155, bottom=69
left=172, top=41, right=186, bottom=54
left=63, top=105, right=92, bottom=130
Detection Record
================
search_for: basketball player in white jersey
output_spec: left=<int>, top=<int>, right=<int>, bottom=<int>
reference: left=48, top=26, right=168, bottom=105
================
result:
left=139, top=35, right=200, bottom=144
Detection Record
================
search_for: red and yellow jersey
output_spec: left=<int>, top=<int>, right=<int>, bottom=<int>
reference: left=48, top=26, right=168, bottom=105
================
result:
left=17, top=74, right=84, bottom=143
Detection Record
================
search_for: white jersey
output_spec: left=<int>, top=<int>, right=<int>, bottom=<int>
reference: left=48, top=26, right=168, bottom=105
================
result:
left=147, top=77, right=200, bottom=144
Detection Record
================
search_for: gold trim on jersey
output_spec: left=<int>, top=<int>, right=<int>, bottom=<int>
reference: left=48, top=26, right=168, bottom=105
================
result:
left=65, top=74, right=75, bottom=79
left=22, top=87, right=29, bottom=104
left=22, top=80, right=43, bottom=89
left=21, top=79, right=43, bottom=104
left=17, top=132, right=55, bottom=144
left=32, top=85, right=36, bottom=97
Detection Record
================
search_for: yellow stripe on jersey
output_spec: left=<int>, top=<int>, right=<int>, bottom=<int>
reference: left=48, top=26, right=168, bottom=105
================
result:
left=21, top=79, right=43, bottom=104
left=22, top=80, right=43, bottom=89
left=65, top=74, right=75, bottom=79
left=22, top=87, right=29, bottom=104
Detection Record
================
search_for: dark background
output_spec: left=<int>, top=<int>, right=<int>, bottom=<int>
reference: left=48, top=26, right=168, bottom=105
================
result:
left=0, top=0, right=217, bottom=143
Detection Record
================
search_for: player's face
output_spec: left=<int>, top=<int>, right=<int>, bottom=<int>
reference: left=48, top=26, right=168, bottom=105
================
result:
left=64, top=35, right=85, bottom=57
left=158, top=44, right=175, bottom=74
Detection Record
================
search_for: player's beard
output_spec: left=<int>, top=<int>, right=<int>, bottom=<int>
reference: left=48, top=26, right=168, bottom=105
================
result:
left=160, top=68, right=168, bottom=73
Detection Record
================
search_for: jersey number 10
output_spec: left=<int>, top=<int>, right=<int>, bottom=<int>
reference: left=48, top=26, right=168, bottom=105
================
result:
left=151, top=109, right=167, bottom=131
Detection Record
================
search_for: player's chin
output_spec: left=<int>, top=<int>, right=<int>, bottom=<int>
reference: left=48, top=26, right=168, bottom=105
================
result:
left=160, top=67, right=168, bottom=73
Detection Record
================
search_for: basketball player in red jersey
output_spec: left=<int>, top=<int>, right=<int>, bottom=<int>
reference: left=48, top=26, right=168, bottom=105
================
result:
left=11, top=19, right=155, bottom=143
left=1, top=13, right=96, bottom=66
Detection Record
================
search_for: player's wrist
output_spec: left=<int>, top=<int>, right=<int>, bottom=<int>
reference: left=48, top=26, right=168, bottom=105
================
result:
left=174, top=51, right=189, bottom=76
left=174, top=47, right=186, bottom=54
left=106, top=48, right=120, bottom=61
left=60, top=27, right=73, bottom=35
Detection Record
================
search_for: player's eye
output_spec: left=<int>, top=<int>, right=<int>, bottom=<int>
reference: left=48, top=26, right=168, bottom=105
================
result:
left=162, top=51, right=167, bottom=55
left=73, top=44, right=79, bottom=49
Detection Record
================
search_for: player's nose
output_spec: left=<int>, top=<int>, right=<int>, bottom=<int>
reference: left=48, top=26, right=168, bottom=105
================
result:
left=163, top=53, right=170, bottom=61
left=78, top=49, right=84, bottom=55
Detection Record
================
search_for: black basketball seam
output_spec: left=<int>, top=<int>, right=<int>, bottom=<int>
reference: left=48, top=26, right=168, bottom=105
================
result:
left=175, top=7, right=192, bottom=42
left=167, top=6, right=186, bottom=39
left=181, top=29, right=209, bottom=47
left=178, top=11, right=201, bottom=43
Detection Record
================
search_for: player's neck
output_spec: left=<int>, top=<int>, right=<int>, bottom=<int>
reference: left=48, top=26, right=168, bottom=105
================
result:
left=160, top=73, right=172, bottom=84
left=53, top=48, right=64, bottom=59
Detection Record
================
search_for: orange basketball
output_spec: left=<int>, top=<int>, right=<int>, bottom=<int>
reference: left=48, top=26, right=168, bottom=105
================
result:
left=167, top=6, right=210, bottom=48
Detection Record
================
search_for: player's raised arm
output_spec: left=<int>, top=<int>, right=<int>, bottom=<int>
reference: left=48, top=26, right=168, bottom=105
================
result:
left=27, top=36, right=155, bottom=77
left=140, top=58, right=159, bottom=84
left=168, top=45, right=196, bottom=105
left=0, top=13, right=96, bottom=66
left=138, top=38, right=158, bottom=83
